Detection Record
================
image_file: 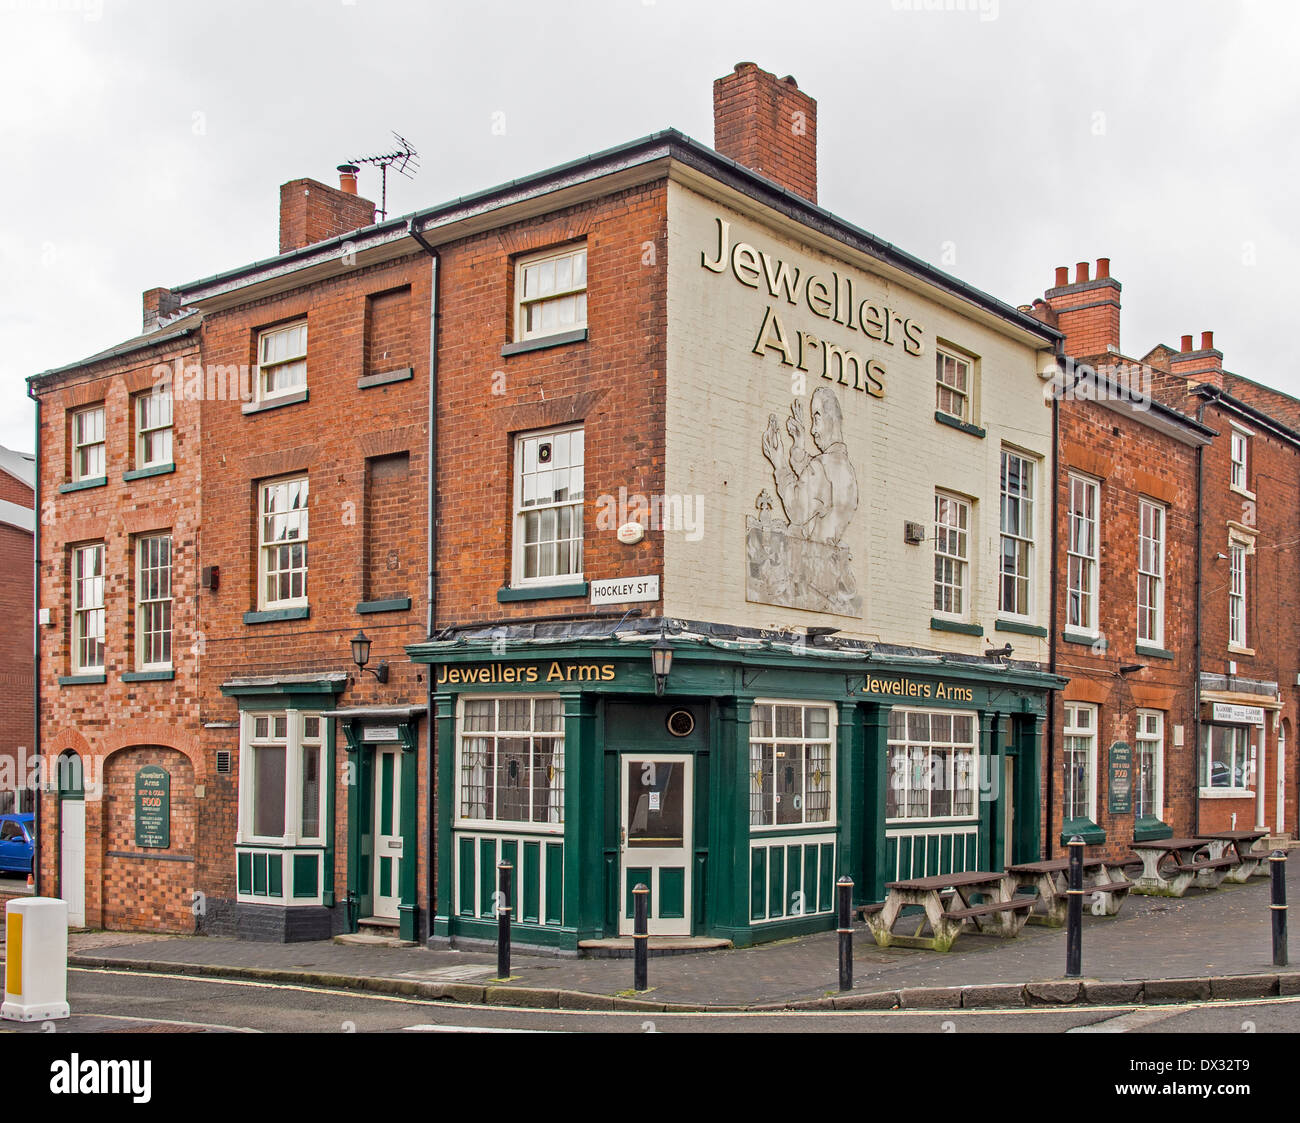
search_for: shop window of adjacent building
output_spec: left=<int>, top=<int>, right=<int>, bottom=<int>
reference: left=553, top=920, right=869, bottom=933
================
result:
left=885, top=709, right=977, bottom=821
left=1063, top=702, right=1097, bottom=825
left=933, top=492, right=970, bottom=619
left=999, top=449, right=1035, bottom=617
left=1066, top=474, right=1099, bottom=634
left=240, top=712, right=326, bottom=843
left=134, top=389, right=173, bottom=468
left=71, top=405, right=106, bottom=482
left=1135, top=709, right=1164, bottom=821
left=1202, top=724, right=1254, bottom=792
left=255, top=321, right=308, bottom=403
left=1137, top=499, right=1165, bottom=647
left=135, top=534, right=172, bottom=670
left=258, top=476, right=309, bottom=609
left=749, top=702, right=836, bottom=829
left=457, top=697, right=565, bottom=828
left=71, top=542, right=105, bottom=674
left=513, top=426, right=583, bottom=586
left=1230, top=427, right=1250, bottom=493
left=515, top=243, right=587, bottom=342
left=1228, top=537, right=1249, bottom=649
left=935, top=349, right=972, bottom=424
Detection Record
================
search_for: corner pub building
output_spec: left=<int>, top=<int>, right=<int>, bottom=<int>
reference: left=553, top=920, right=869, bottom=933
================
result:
left=408, top=63, right=1065, bottom=951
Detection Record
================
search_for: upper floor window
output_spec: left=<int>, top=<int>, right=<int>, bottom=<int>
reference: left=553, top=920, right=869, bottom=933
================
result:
left=933, top=492, right=970, bottom=619
left=1228, top=537, right=1248, bottom=649
left=1066, top=474, right=1099, bottom=633
left=1230, top=428, right=1249, bottom=492
left=71, top=406, right=105, bottom=482
left=256, top=321, right=308, bottom=402
left=998, top=449, right=1035, bottom=617
left=515, top=244, right=587, bottom=342
left=72, top=542, right=105, bottom=673
left=513, top=427, right=583, bottom=585
left=135, top=390, right=173, bottom=469
left=135, top=534, right=173, bottom=670
left=1137, top=499, right=1165, bottom=646
left=935, top=349, right=972, bottom=424
left=259, top=476, right=309, bottom=609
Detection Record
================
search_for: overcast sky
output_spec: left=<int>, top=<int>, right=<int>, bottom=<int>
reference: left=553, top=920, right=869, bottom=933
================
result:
left=2, top=0, right=1296, bottom=454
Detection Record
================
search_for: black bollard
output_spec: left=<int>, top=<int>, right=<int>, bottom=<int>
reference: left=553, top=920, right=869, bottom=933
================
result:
left=1066, top=835, right=1084, bottom=978
left=837, top=876, right=854, bottom=992
left=497, top=861, right=512, bottom=980
left=1271, top=850, right=1288, bottom=968
left=633, top=883, right=650, bottom=991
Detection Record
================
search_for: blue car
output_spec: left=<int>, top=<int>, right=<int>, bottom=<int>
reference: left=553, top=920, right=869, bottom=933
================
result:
left=0, top=813, right=34, bottom=875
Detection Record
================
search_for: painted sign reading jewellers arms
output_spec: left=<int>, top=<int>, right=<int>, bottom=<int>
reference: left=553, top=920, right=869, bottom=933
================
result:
left=590, top=575, right=660, bottom=607
left=701, top=216, right=926, bottom=400
left=863, top=675, right=973, bottom=703
left=438, top=662, right=617, bottom=686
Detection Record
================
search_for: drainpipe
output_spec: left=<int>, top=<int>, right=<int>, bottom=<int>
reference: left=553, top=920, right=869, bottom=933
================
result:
left=408, top=216, right=439, bottom=942
left=1046, top=350, right=1062, bottom=859
left=1193, top=397, right=1207, bottom=840
left=25, top=383, right=41, bottom=896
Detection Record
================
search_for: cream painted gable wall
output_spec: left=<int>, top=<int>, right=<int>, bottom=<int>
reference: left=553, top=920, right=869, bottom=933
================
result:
left=663, top=181, right=1053, bottom=661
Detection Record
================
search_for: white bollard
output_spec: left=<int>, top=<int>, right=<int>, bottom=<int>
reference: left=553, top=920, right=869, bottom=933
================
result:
left=2, top=897, right=71, bottom=1021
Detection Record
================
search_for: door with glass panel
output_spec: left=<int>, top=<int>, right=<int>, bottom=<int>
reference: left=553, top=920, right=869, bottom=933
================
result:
left=373, top=746, right=402, bottom=920
left=619, top=756, right=692, bottom=936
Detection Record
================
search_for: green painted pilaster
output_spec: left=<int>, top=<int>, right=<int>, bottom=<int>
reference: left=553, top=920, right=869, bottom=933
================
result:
left=397, top=723, right=420, bottom=942
left=323, top=717, right=336, bottom=907
left=1014, top=715, right=1045, bottom=863
left=433, top=692, right=457, bottom=939
left=562, top=693, right=601, bottom=941
left=837, top=701, right=865, bottom=905
left=710, top=697, right=754, bottom=943
left=862, top=703, right=890, bottom=901
left=978, top=711, right=998, bottom=871
left=342, top=722, right=363, bottom=934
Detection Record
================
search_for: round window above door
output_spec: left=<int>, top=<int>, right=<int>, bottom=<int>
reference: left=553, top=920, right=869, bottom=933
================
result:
left=666, top=709, right=695, bottom=738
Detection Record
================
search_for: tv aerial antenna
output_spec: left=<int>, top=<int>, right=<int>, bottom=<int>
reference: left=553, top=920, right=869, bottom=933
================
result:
left=346, top=132, right=420, bottom=221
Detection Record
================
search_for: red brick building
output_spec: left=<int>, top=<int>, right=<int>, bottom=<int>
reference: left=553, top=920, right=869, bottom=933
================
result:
left=0, top=445, right=35, bottom=818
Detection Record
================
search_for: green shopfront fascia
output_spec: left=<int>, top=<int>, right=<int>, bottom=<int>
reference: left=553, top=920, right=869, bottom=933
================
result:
left=409, top=635, right=1062, bottom=952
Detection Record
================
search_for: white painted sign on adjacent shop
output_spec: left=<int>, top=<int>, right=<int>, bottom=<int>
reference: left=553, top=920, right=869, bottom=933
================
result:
left=1212, top=703, right=1266, bottom=726
left=590, top=575, right=660, bottom=606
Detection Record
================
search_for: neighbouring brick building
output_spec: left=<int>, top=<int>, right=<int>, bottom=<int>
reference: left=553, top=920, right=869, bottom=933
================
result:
left=0, top=445, right=35, bottom=818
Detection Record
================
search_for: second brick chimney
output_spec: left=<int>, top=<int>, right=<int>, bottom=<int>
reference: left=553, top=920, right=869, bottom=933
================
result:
left=1171, top=330, right=1224, bottom=390
left=714, top=62, right=818, bottom=203
left=1039, top=258, right=1122, bottom=358
left=278, top=171, right=377, bottom=254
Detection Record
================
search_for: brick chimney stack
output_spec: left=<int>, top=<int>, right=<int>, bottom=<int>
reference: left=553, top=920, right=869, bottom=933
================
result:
left=1170, top=330, right=1224, bottom=389
left=142, top=286, right=183, bottom=332
left=1040, top=258, right=1122, bottom=358
left=278, top=175, right=376, bottom=254
left=714, top=62, right=818, bottom=203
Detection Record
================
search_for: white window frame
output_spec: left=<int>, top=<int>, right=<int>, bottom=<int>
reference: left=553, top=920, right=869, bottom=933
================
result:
left=933, top=492, right=970, bottom=620
left=237, top=710, right=327, bottom=846
left=885, top=708, right=979, bottom=824
left=134, top=390, right=173, bottom=469
left=1228, top=535, right=1249, bottom=650
left=748, top=700, right=838, bottom=832
left=512, top=426, right=584, bottom=587
left=1230, top=425, right=1251, bottom=495
left=1066, top=474, right=1100, bottom=635
left=135, top=533, right=173, bottom=671
left=258, top=475, right=309, bottom=610
left=71, top=542, right=105, bottom=674
left=1201, top=723, right=1255, bottom=796
left=454, top=696, right=566, bottom=833
left=514, top=243, right=587, bottom=342
left=935, top=347, right=973, bottom=425
left=1135, top=709, right=1164, bottom=821
left=1137, top=498, right=1166, bottom=647
left=255, top=321, right=308, bottom=403
left=998, top=449, right=1036, bottom=618
left=71, top=405, right=106, bottom=482
left=1063, top=702, right=1098, bottom=825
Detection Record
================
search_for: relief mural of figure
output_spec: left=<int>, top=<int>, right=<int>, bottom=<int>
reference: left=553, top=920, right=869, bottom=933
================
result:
left=747, top=386, right=863, bottom=616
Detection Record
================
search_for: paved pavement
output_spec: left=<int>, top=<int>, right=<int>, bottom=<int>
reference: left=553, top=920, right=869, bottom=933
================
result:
left=18, top=858, right=1297, bottom=1012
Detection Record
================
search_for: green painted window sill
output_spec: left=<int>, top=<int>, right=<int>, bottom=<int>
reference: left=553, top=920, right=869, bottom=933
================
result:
left=243, top=606, right=310, bottom=624
left=357, top=367, right=413, bottom=390
left=357, top=597, right=412, bottom=614
left=934, top=411, right=986, bottom=439
left=59, top=673, right=106, bottom=685
left=1136, top=644, right=1175, bottom=661
left=995, top=618, right=1048, bottom=638
left=497, top=581, right=589, bottom=602
left=1134, top=816, right=1173, bottom=841
left=1062, top=629, right=1100, bottom=647
left=1060, top=817, right=1106, bottom=846
left=930, top=617, right=982, bottom=637
left=500, top=328, right=587, bottom=358
left=123, top=462, right=175, bottom=481
left=59, top=476, right=107, bottom=493
left=122, top=669, right=175, bottom=682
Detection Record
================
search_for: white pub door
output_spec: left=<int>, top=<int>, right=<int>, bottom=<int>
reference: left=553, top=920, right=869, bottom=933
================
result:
left=60, top=800, right=86, bottom=928
left=372, top=747, right=402, bottom=920
left=619, top=756, right=692, bottom=937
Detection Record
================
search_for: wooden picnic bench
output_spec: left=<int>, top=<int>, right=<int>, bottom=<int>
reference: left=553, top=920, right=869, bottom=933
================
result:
left=1130, top=837, right=1233, bottom=896
left=1204, top=830, right=1270, bottom=882
left=862, top=870, right=1034, bottom=952
left=1005, top=857, right=1134, bottom=926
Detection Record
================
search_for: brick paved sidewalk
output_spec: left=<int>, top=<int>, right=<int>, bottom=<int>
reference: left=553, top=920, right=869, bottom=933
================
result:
left=15, top=859, right=1292, bottom=1010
